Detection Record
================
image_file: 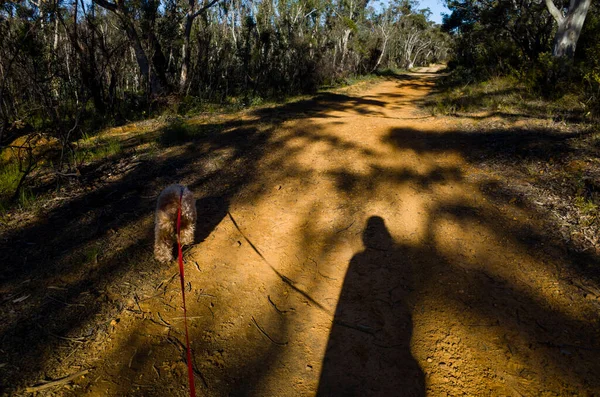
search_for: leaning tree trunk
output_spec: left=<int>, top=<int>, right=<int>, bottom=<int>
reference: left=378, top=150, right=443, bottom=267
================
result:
left=93, top=0, right=164, bottom=95
left=545, top=0, right=592, bottom=58
left=340, top=28, right=351, bottom=71
left=179, top=0, right=221, bottom=93
left=371, top=25, right=389, bottom=72
left=121, top=19, right=161, bottom=94
left=179, top=15, right=194, bottom=92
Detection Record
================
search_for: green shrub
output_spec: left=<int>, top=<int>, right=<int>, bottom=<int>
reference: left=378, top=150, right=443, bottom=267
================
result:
left=0, top=162, right=23, bottom=208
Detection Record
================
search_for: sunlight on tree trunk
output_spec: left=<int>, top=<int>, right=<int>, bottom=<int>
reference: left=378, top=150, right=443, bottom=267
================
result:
left=545, top=0, right=592, bottom=58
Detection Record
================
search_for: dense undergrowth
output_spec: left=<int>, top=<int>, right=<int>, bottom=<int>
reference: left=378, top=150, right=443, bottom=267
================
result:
left=425, top=70, right=600, bottom=255
left=0, top=74, right=386, bottom=215
left=428, top=75, right=594, bottom=122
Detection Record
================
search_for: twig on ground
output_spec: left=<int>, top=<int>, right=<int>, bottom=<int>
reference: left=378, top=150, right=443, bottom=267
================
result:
left=334, top=319, right=376, bottom=336
left=133, top=293, right=144, bottom=313
left=166, top=336, right=208, bottom=387
left=47, top=331, right=87, bottom=344
left=335, top=220, right=355, bottom=234
left=139, top=291, right=164, bottom=302
left=268, top=295, right=289, bottom=314
left=64, top=344, right=81, bottom=361
left=157, top=312, right=171, bottom=327
left=54, top=171, right=79, bottom=177
left=251, top=316, right=288, bottom=346
left=47, top=286, right=67, bottom=291
left=168, top=316, right=204, bottom=320
left=155, top=273, right=178, bottom=292
left=308, top=257, right=337, bottom=281
left=166, top=335, right=185, bottom=353
left=12, top=294, right=30, bottom=303
left=25, top=369, right=90, bottom=392
left=37, top=324, right=88, bottom=343
left=228, top=211, right=332, bottom=315
left=128, top=348, right=138, bottom=368
left=47, top=295, right=86, bottom=307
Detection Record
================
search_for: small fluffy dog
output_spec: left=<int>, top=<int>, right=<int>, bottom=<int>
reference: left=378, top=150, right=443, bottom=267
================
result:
left=154, top=184, right=197, bottom=263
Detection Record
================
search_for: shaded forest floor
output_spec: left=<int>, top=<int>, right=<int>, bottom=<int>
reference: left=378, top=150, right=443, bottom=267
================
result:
left=2, top=65, right=600, bottom=396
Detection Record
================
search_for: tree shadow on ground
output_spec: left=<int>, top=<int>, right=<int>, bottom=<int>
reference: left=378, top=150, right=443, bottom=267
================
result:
left=317, top=206, right=600, bottom=395
left=376, top=124, right=600, bottom=392
left=386, top=125, right=600, bottom=277
left=308, top=120, right=600, bottom=394
left=4, top=72, right=599, bottom=395
left=252, top=92, right=387, bottom=120
left=415, top=199, right=600, bottom=393
left=318, top=216, right=425, bottom=397
left=0, top=89, right=388, bottom=394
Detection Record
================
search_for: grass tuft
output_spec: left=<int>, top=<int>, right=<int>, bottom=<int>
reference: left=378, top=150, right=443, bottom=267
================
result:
left=157, top=119, right=223, bottom=146
left=76, top=137, right=123, bottom=164
left=427, top=75, right=591, bottom=121
left=0, top=162, right=24, bottom=211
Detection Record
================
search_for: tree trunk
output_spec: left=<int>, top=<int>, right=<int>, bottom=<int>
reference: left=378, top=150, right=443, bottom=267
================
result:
left=545, top=0, right=592, bottom=58
left=121, top=18, right=161, bottom=94
left=148, top=31, right=171, bottom=91
left=340, top=28, right=351, bottom=70
left=179, top=0, right=221, bottom=93
left=93, top=0, right=163, bottom=95
left=179, top=15, right=194, bottom=92
left=58, top=0, right=107, bottom=112
left=371, top=26, right=389, bottom=72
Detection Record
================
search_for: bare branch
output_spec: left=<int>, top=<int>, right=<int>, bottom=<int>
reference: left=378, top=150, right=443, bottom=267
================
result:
left=544, top=0, right=564, bottom=23
left=191, top=0, right=221, bottom=19
left=93, top=0, right=118, bottom=12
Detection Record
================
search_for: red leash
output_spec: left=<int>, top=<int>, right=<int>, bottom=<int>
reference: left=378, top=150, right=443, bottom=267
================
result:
left=177, top=191, right=196, bottom=397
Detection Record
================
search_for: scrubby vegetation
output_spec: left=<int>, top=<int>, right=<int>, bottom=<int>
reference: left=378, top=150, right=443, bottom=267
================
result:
left=442, top=0, right=599, bottom=116
left=0, top=0, right=450, bottom=209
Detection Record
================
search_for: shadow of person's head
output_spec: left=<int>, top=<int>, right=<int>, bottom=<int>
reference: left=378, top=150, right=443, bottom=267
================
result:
left=363, top=215, right=394, bottom=251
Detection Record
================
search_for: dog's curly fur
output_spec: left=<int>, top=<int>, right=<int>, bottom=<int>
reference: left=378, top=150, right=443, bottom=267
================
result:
left=154, top=184, right=197, bottom=263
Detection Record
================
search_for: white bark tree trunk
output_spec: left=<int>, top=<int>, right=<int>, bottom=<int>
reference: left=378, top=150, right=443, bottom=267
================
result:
left=340, top=28, right=351, bottom=69
left=371, top=25, right=389, bottom=72
left=545, top=0, right=592, bottom=58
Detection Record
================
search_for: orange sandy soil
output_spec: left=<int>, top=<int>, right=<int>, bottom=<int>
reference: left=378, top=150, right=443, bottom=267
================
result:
left=1, top=66, right=600, bottom=396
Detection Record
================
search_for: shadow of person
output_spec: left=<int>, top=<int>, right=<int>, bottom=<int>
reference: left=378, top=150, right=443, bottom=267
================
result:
left=317, top=216, right=425, bottom=396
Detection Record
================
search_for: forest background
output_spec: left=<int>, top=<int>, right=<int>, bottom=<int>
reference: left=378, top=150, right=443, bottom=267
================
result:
left=0, top=0, right=598, bottom=209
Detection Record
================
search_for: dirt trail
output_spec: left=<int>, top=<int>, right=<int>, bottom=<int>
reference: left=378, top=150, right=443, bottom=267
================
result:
left=3, top=67, right=600, bottom=396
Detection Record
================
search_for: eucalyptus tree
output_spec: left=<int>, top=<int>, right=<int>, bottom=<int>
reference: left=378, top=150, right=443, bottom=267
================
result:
left=397, top=11, right=433, bottom=68
left=443, top=0, right=556, bottom=74
left=544, top=0, right=592, bottom=58
left=93, top=0, right=169, bottom=95
left=179, top=0, right=223, bottom=92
